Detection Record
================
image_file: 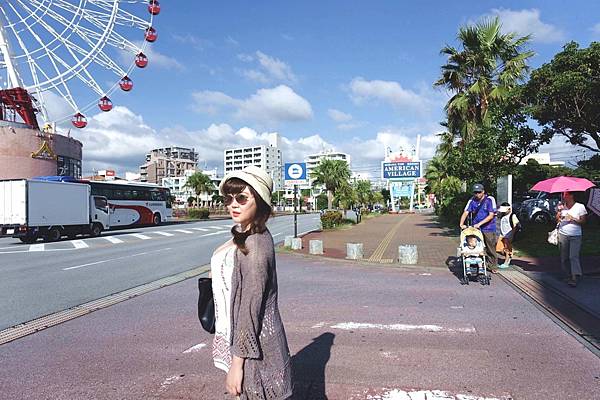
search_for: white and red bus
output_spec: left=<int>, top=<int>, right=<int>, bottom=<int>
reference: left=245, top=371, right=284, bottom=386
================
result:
left=86, top=180, right=172, bottom=227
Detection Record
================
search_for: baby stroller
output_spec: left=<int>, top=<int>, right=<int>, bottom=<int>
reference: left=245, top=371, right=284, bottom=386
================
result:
left=458, top=227, right=490, bottom=285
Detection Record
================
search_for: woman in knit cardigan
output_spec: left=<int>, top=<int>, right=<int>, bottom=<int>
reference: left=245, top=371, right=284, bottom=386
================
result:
left=210, top=166, right=292, bottom=399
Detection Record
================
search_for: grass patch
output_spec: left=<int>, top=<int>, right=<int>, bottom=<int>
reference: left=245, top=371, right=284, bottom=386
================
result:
left=513, top=222, right=600, bottom=258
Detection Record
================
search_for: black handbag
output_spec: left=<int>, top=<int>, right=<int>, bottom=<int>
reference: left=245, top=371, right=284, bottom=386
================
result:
left=197, top=277, right=215, bottom=334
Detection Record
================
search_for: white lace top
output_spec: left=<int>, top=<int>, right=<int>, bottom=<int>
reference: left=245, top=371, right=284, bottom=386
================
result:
left=210, top=242, right=236, bottom=372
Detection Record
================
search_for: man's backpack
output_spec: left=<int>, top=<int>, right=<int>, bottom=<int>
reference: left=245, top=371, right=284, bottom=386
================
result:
left=509, top=213, right=523, bottom=242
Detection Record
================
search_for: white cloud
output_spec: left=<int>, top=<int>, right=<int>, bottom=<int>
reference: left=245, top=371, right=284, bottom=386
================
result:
left=121, top=42, right=184, bottom=71
left=71, top=106, right=441, bottom=181
left=490, top=8, right=565, bottom=43
left=238, top=51, right=297, bottom=84
left=348, top=77, right=432, bottom=114
left=192, top=85, right=313, bottom=124
left=328, top=109, right=353, bottom=122
left=591, top=23, right=600, bottom=36
left=172, top=33, right=214, bottom=50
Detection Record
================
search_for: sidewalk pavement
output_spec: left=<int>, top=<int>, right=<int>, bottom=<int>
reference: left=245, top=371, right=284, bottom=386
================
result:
left=294, top=211, right=600, bottom=318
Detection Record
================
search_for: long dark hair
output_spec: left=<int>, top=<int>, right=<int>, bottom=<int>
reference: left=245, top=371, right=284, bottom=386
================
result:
left=222, top=177, right=272, bottom=255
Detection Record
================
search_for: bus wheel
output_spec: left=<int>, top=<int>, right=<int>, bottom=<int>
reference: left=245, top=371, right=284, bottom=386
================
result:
left=90, top=223, right=102, bottom=237
left=153, top=213, right=161, bottom=226
left=44, top=227, right=61, bottom=242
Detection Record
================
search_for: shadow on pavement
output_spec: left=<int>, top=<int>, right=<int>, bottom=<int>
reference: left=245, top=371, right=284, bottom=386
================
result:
left=291, top=332, right=335, bottom=400
left=445, top=256, right=465, bottom=283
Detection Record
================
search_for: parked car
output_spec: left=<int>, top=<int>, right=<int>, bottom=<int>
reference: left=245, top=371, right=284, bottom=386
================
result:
left=517, top=191, right=561, bottom=224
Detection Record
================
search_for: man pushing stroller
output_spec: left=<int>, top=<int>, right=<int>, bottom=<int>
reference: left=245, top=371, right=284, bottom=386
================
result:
left=459, top=183, right=498, bottom=271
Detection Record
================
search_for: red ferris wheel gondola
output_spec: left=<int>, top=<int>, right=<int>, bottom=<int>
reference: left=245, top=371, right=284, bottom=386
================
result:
left=72, top=112, right=88, bottom=128
left=98, top=96, right=113, bottom=112
left=148, top=0, right=160, bottom=15
left=144, top=26, right=158, bottom=42
left=119, top=76, right=133, bottom=91
left=135, top=52, right=148, bottom=68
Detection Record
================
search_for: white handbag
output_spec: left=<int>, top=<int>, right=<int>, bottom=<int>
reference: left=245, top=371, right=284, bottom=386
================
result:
left=547, top=226, right=559, bottom=246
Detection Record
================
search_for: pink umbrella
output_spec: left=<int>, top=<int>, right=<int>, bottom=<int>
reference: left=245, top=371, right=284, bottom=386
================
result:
left=531, top=176, right=596, bottom=193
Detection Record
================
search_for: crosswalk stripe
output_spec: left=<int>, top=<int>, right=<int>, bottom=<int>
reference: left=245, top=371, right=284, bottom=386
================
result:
left=153, top=231, right=174, bottom=237
left=71, top=240, right=89, bottom=249
left=29, top=244, right=45, bottom=252
left=130, top=233, right=151, bottom=240
left=104, top=236, right=124, bottom=244
left=208, top=225, right=229, bottom=230
left=173, top=229, right=193, bottom=234
left=191, top=227, right=209, bottom=232
left=201, top=230, right=229, bottom=237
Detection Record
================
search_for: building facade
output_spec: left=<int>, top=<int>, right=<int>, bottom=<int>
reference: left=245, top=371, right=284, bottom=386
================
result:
left=162, top=168, right=221, bottom=208
left=223, top=133, right=283, bottom=191
left=140, top=146, right=198, bottom=184
left=0, top=124, right=82, bottom=179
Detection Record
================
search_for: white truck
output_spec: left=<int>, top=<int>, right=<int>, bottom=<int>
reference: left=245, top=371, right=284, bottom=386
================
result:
left=0, top=179, right=110, bottom=243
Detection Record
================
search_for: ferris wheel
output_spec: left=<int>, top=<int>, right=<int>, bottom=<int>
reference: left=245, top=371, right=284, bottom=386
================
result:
left=0, top=0, right=161, bottom=129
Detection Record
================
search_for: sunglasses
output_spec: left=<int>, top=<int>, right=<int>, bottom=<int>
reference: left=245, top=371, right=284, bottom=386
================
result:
left=473, top=191, right=483, bottom=194
left=224, top=193, right=251, bottom=206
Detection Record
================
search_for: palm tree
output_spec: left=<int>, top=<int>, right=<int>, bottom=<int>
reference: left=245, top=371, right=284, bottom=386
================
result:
left=310, top=159, right=351, bottom=210
left=435, top=17, right=533, bottom=141
left=354, top=180, right=373, bottom=208
left=334, top=181, right=357, bottom=211
left=184, top=172, right=215, bottom=207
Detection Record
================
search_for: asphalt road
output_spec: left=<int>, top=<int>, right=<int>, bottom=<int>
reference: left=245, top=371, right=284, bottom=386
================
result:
left=1, top=254, right=598, bottom=399
left=0, top=214, right=320, bottom=330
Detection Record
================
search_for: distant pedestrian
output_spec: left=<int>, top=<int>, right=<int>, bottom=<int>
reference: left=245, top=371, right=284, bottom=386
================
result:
left=496, top=202, right=520, bottom=268
left=210, top=166, right=292, bottom=399
left=459, top=183, right=498, bottom=270
left=556, top=191, right=587, bottom=287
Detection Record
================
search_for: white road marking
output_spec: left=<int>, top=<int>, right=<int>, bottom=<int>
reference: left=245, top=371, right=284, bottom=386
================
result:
left=103, top=236, right=124, bottom=244
left=272, top=232, right=282, bottom=237
left=208, top=225, right=228, bottom=230
left=191, top=227, right=209, bottom=232
left=330, top=322, right=475, bottom=333
left=311, top=322, right=325, bottom=329
left=173, top=229, right=193, bottom=234
left=153, top=231, right=174, bottom=237
left=182, top=343, right=206, bottom=353
left=62, top=248, right=172, bottom=271
left=130, top=233, right=151, bottom=240
left=200, top=230, right=229, bottom=237
left=419, top=273, right=432, bottom=276
left=159, top=375, right=183, bottom=391
left=363, top=388, right=506, bottom=400
left=29, top=244, right=45, bottom=252
left=71, top=240, right=89, bottom=249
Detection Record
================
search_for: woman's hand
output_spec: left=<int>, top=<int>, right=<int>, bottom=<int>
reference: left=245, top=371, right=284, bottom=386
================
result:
left=225, top=356, right=244, bottom=396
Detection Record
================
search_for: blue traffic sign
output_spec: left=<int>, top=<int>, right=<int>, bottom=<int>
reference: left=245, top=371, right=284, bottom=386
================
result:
left=284, top=162, right=307, bottom=183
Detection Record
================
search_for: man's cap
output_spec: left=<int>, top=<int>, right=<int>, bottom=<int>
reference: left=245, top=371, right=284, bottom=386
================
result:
left=219, top=166, right=273, bottom=206
left=472, top=183, right=484, bottom=192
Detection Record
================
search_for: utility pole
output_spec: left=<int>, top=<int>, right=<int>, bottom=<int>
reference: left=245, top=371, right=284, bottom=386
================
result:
left=293, top=184, right=298, bottom=238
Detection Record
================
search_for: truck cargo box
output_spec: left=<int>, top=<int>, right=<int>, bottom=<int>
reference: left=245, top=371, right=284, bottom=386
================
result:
left=0, top=180, right=90, bottom=227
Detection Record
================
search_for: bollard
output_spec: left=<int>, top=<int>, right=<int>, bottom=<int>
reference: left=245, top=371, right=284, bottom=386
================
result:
left=291, top=238, right=302, bottom=250
left=398, top=245, right=418, bottom=264
left=309, top=240, right=323, bottom=255
left=284, top=235, right=293, bottom=248
left=346, top=243, right=364, bottom=260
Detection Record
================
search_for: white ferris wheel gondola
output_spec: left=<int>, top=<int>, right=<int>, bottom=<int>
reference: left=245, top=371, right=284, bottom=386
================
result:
left=0, top=0, right=160, bottom=128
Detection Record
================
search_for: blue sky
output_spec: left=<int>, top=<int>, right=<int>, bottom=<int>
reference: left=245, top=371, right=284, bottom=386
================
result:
left=46, top=1, right=600, bottom=176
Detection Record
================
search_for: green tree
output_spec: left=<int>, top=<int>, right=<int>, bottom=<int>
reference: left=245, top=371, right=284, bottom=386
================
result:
left=435, top=17, right=533, bottom=141
left=524, top=41, right=600, bottom=154
left=310, top=159, right=351, bottom=209
left=372, top=191, right=385, bottom=207
left=334, top=182, right=357, bottom=210
left=184, top=172, right=215, bottom=206
left=187, top=196, right=195, bottom=207
left=354, top=180, right=373, bottom=207
left=380, top=188, right=390, bottom=205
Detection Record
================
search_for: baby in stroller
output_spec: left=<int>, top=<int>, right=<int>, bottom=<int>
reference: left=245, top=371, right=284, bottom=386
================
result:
left=459, top=226, right=490, bottom=285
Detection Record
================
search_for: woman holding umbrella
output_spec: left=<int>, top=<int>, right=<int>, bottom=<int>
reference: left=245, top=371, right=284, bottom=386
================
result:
left=556, top=191, right=587, bottom=287
left=531, top=176, right=595, bottom=288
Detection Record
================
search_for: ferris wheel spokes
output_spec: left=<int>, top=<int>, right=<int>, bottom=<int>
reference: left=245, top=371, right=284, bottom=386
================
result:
left=0, top=0, right=160, bottom=127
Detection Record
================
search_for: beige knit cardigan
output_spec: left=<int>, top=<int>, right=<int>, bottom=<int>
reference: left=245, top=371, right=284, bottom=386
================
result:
left=230, top=230, right=292, bottom=400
